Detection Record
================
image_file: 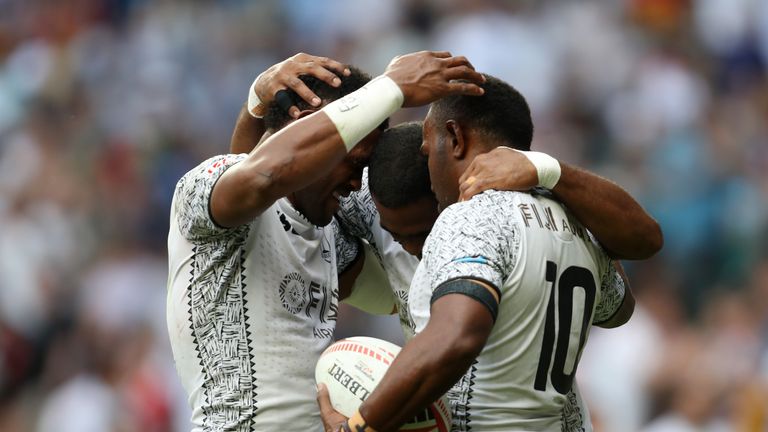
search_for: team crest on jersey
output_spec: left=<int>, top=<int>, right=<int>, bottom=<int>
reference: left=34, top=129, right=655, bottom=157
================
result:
left=279, top=272, right=308, bottom=314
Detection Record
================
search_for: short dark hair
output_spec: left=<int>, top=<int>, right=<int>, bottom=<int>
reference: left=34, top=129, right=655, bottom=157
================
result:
left=368, top=121, right=433, bottom=208
left=430, top=74, right=533, bottom=150
left=264, top=65, right=389, bottom=131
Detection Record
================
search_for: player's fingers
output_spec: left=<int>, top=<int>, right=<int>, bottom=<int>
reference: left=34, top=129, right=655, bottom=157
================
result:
left=429, top=50, right=452, bottom=58
left=316, top=383, right=333, bottom=413
left=284, top=76, right=321, bottom=107
left=300, top=62, right=343, bottom=88
left=458, top=161, right=479, bottom=186
left=444, top=66, right=486, bottom=85
left=445, top=80, right=485, bottom=97
left=443, top=55, right=475, bottom=70
left=459, top=181, right=483, bottom=202
left=273, top=89, right=300, bottom=118
left=294, top=53, right=350, bottom=77
left=311, top=56, right=351, bottom=77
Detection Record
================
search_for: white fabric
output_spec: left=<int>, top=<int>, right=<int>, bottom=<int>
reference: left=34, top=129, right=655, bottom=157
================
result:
left=167, top=154, right=356, bottom=431
left=247, top=76, right=263, bottom=118
left=515, top=149, right=562, bottom=190
left=342, top=241, right=397, bottom=315
left=409, top=190, right=625, bottom=431
left=323, top=75, right=403, bottom=151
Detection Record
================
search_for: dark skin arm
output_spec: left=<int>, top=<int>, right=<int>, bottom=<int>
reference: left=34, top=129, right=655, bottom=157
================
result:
left=230, top=103, right=267, bottom=154
left=318, top=289, right=494, bottom=432
left=212, top=50, right=486, bottom=228
left=458, top=148, right=663, bottom=260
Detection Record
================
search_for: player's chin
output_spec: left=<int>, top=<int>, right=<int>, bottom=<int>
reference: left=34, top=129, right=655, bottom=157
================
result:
left=328, top=196, right=341, bottom=216
left=313, top=198, right=339, bottom=227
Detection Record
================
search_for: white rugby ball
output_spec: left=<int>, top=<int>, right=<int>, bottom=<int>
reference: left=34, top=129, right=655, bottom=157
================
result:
left=315, top=336, right=451, bottom=432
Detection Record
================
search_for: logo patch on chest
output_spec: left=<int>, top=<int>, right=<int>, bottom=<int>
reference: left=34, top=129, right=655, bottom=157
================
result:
left=279, top=272, right=308, bottom=314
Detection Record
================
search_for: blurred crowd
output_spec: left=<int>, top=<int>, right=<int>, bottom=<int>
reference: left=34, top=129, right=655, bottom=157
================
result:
left=0, top=0, right=766, bottom=431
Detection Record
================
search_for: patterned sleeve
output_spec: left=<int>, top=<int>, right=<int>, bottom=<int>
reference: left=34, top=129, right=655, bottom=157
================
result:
left=331, top=218, right=361, bottom=274
left=423, top=194, right=521, bottom=296
left=336, top=169, right=377, bottom=243
left=592, top=262, right=627, bottom=324
left=173, top=154, right=247, bottom=243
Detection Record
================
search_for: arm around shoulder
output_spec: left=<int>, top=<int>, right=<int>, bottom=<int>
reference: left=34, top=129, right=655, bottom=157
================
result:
left=553, top=163, right=663, bottom=260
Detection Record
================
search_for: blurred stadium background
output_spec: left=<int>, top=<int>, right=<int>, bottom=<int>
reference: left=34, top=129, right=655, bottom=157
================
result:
left=0, top=0, right=766, bottom=431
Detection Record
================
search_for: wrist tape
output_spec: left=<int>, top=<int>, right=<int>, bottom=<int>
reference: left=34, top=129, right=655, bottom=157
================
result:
left=340, top=410, right=376, bottom=432
left=247, top=76, right=264, bottom=118
left=502, top=147, right=561, bottom=189
left=323, top=75, right=403, bottom=152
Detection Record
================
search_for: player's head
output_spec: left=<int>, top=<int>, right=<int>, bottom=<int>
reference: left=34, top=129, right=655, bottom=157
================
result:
left=368, top=121, right=438, bottom=259
left=421, top=74, right=533, bottom=211
left=266, top=66, right=388, bottom=226
left=264, top=66, right=378, bottom=131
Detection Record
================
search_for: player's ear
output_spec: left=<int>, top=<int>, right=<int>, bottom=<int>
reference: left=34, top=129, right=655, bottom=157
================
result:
left=445, top=119, right=467, bottom=160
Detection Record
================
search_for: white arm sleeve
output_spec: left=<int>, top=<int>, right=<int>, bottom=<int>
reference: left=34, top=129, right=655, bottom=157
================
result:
left=342, top=241, right=396, bottom=315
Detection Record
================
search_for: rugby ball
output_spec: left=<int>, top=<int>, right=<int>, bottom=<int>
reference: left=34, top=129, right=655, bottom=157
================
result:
left=315, top=336, right=451, bottom=432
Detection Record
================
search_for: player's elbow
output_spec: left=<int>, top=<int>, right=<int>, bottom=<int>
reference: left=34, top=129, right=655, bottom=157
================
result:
left=596, top=292, right=635, bottom=329
left=612, top=218, right=664, bottom=261
left=640, top=218, right=664, bottom=259
left=442, top=326, right=487, bottom=368
left=210, top=158, right=284, bottom=227
left=455, top=333, right=486, bottom=363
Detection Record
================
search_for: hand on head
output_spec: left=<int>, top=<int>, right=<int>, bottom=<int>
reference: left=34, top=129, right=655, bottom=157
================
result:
left=458, top=147, right=538, bottom=201
left=250, top=53, right=351, bottom=119
left=383, top=51, right=486, bottom=107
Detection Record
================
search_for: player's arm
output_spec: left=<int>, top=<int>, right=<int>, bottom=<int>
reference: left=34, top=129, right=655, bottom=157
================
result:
left=230, top=103, right=267, bottom=154
left=341, top=242, right=398, bottom=313
left=230, top=53, right=352, bottom=154
left=318, top=279, right=496, bottom=432
left=594, top=261, right=635, bottom=328
left=212, top=51, right=486, bottom=227
left=458, top=148, right=663, bottom=260
left=363, top=280, right=496, bottom=431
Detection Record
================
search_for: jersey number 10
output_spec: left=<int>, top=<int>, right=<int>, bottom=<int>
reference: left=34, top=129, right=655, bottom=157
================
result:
left=534, top=261, right=596, bottom=395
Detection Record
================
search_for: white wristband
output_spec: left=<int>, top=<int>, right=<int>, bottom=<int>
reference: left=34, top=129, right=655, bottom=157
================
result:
left=247, top=76, right=264, bottom=118
left=513, top=149, right=562, bottom=189
left=323, top=75, right=404, bottom=152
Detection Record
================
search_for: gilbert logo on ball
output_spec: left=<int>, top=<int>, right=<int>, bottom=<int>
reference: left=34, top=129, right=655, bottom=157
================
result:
left=315, top=336, right=451, bottom=432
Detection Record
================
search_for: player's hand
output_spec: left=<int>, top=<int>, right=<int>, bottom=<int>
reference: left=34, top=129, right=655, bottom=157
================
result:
left=251, top=53, right=351, bottom=118
left=384, top=51, right=485, bottom=107
left=458, top=147, right=539, bottom=201
left=317, top=384, right=349, bottom=432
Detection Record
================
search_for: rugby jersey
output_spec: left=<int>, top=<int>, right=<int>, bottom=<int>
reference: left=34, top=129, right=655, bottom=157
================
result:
left=167, top=154, right=358, bottom=431
left=409, top=190, right=625, bottom=431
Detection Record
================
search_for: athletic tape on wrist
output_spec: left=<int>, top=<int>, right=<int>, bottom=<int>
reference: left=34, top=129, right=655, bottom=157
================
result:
left=501, top=147, right=561, bottom=189
left=323, top=75, right=404, bottom=152
left=343, top=411, right=376, bottom=432
left=247, top=77, right=264, bottom=118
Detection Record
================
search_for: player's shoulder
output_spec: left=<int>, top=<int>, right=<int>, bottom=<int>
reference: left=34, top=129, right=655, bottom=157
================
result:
left=440, top=190, right=528, bottom=223
left=429, top=191, right=526, bottom=243
left=177, top=153, right=247, bottom=187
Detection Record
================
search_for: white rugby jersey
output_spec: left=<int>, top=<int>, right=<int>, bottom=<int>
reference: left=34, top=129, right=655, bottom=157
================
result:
left=337, top=169, right=420, bottom=339
left=409, top=190, right=626, bottom=432
left=167, top=154, right=359, bottom=432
